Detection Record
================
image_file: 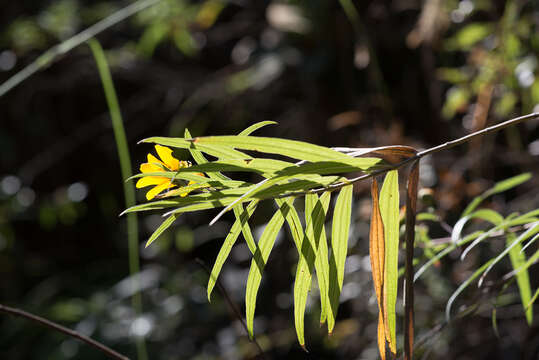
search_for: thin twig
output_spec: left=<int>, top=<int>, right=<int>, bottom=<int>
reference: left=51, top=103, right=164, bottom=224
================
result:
left=195, top=258, right=268, bottom=360
left=0, top=0, right=162, bottom=97
left=0, top=303, right=130, bottom=360
left=277, top=112, right=539, bottom=199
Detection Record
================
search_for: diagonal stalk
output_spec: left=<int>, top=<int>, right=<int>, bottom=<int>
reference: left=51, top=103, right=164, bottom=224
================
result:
left=89, top=39, right=148, bottom=360
left=0, top=0, right=162, bottom=98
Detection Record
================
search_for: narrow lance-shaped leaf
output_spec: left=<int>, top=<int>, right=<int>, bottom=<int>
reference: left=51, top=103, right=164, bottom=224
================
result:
left=527, top=288, right=539, bottom=311
left=207, top=201, right=258, bottom=301
left=328, top=184, right=353, bottom=334
left=446, top=258, right=495, bottom=321
left=507, top=233, right=533, bottom=325
left=379, top=170, right=399, bottom=356
left=281, top=197, right=311, bottom=348
left=145, top=214, right=178, bottom=248
left=307, top=192, right=331, bottom=325
left=369, top=178, right=386, bottom=360
left=462, top=173, right=531, bottom=216
left=478, top=222, right=539, bottom=287
left=404, top=160, right=419, bottom=360
left=245, top=202, right=287, bottom=339
left=238, top=121, right=277, bottom=136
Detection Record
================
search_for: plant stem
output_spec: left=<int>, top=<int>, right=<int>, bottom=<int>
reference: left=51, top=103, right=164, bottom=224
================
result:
left=0, top=303, right=130, bottom=360
left=89, top=39, right=147, bottom=360
left=0, top=0, right=162, bottom=98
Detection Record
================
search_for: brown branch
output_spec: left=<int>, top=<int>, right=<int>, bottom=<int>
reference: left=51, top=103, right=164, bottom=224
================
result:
left=278, top=112, right=539, bottom=198
left=0, top=303, right=130, bottom=360
left=195, top=258, right=268, bottom=360
left=404, top=161, right=419, bottom=360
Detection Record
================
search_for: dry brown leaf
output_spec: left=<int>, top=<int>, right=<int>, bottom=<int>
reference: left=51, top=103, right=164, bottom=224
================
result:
left=370, top=178, right=386, bottom=360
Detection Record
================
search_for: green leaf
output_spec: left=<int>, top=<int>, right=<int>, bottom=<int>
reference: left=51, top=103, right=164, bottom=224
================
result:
left=208, top=201, right=258, bottom=301
left=238, top=121, right=277, bottom=136
left=142, top=136, right=250, bottom=160
left=379, top=170, right=399, bottom=353
left=417, top=212, right=440, bottom=222
left=478, top=222, right=539, bottom=287
left=232, top=202, right=258, bottom=255
left=507, top=233, right=533, bottom=325
left=488, top=173, right=531, bottom=195
left=308, top=192, right=331, bottom=324
left=185, top=127, right=230, bottom=181
left=177, top=158, right=294, bottom=175
left=446, top=258, right=495, bottom=321
left=414, top=230, right=484, bottom=282
left=121, top=199, right=192, bottom=215
left=245, top=202, right=287, bottom=339
left=277, top=197, right=311, bottom=347
left=328, top=184, right=353, bottom=334
left=509, top=248, right=539, bottom=280
left=146, top=214, right=178, bottom=248
left=190, top=135, right=381, bottom=165
left=462, top=173, right=531, bottom=216
left=455, top=210, right=507, bottom=260
left=445, top=23, right=494, bottom=51
left=526, top=288, right=539, bottom=312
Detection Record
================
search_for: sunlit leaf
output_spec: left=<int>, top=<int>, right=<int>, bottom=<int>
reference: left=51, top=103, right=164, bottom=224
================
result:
left=414, top=230, right=483, bottom=282
left=507, top=233, right=533, bottom=325
left=207, top=201, right=258, bottom=301
left=142, top=136, right=250, bottom=160
left=146, top=214, right=178, bottom=248
left=245, top=202, right=287, bottom=339
left=379, top=170, right=399, bottom=355
left=190, top=135, right=381, bottom=166
left=445, top=23, right=494, bottom=51
left=307, top=192, right=331, bottom=325
left=327, top=185, right=353, bottom=334
left=462, top=173, right=531, bottom=216
left=526, top=288, right=539, bottom=311
left=478, top=222, right=539, bottom=287
left=446, top=259, right=495, bottom=321
left=238, top=121, right=278, bottom=136
left=458, top=212, right=513, bottom=260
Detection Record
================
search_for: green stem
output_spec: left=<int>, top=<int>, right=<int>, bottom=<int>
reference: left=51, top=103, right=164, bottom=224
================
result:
left=0, top=0, right=162, bottom=98
left=88, top=39, right=148, bottom=360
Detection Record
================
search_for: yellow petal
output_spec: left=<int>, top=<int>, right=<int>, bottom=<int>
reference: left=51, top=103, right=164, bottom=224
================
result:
left=136, top=176, right=169, bottom=188
left=147, top=153, right=165, bottom=167
left=140, top=163, right=164, bottom=173
left=146, top=182, right=175, bottom=200
left=155, top=145, right=180, bottom=171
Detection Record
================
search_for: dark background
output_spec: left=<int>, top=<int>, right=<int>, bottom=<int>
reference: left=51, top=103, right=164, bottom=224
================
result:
left=0, top=0, right=538, bottom=359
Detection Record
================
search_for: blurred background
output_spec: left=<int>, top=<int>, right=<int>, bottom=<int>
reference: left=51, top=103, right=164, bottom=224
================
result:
left=0, top=0, right=538, bottom=359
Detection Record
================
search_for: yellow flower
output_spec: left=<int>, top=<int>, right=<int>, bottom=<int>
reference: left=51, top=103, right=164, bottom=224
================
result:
left=136, top=145, right=191, bottom=200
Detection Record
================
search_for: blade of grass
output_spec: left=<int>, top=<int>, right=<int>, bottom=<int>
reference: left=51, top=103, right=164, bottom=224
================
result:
left=0, top=0, right=162, bottom=98
left=89, top=39, right=147, bottom=360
